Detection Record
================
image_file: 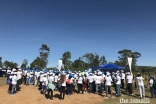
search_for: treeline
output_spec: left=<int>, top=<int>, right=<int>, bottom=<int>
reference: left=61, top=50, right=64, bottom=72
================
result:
left=0, top=44, right=145, bottom=72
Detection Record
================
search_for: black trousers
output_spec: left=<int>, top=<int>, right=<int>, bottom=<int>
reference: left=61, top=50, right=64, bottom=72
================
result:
left=8, top=83, right=12, bottom=92
left=127, top=83, right=133, bottom=94
left=60, top=86, right=65, bottom=99
left=39, top=82, right=42, bottom=90
left=47, top=89, right=53, bottom=99
left=121, top=79, right=124, bottom=88
left=16, top=79, right=20, bottom=91
left=77, top=84, right=84, bottom=94
left=24, top=76, right=26, bottom=85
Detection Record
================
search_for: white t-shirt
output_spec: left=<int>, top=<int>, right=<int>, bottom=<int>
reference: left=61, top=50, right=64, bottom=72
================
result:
left=42, top=77, right=48, bottom=86
left=7, top=70, right=11, bottom=74
left=136, top=76, right=144, bottom=86
left=116, top=76, right=121, bottom=85
left=26, top=72, right=30, bottom=78
left=39, top=74, right=44, bottom=82
left=24, top=70, right=27, bottom=76
left=88, top=76, right=94, bottom=83
left=48, top=76, right=54, bottom=83
left=16, top=71, right=22, bottom=80
left=54, top=75, right=58, bottom=82
left=149, top=79, right=154, bottom=87
left=12, top=75, right=17, bottom=84
left=95, top=76, right=101, bottom=84
left=121, top=73, right=125, bottom=79
left=105, top=76, right=112, bottom=86
left=77, top=77, right=83, bottom=84
left=126, top=75, right=133, bottom=83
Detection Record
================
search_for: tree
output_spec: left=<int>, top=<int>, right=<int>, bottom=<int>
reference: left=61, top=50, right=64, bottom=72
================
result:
left=72, top=57, right=87, bottom=70
left=82, top=53, right=100, bottom=67
left=116, top=49, right=141, bottom=72
left=30, top=57, right=46, bottom=69
left=3, top=60, right=18, bottom=68
left=62, top=51, right=71, bottom=69
left=39, top=44, right=50, bottom=68
left=0, top=57, right=2, bottom=68
left=99, top=55, right=107, bottom=65
left=21, top=59, right=28, bottom=68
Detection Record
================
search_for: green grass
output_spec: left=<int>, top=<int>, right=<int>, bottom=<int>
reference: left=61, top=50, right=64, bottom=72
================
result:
left=0, top=77, right=7, bottom=86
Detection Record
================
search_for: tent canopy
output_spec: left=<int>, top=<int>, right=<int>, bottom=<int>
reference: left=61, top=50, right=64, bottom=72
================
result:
left=99, top=64, right=125, bottom=69
left=89, top=64, right=125, bottom=73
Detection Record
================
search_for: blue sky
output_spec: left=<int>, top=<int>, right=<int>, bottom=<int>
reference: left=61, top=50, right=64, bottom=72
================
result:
left=0, top=0, right=156, bottom=67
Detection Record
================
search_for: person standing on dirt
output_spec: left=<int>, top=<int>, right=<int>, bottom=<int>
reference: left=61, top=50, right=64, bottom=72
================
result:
left=88, top=73, right=94, bottom=94
left=47, top=72, right=55, bottom=100
left=148, top=76, right=156, bottom=98
left=120, top=70, right=125, bottom=88
left=126, top=72, right=133, bottom=96
left=6, top=67, right=11, bottom=84
left=105, top=72, right=113, bottom=98
left=136, top=73, right=145, bottom=99
left=59, top=74, right=66, bottom=100
left=115, top=73, right=121, bottom=97
left=77, top=73, right=84, bottom=94
left=16, top=68, right=22, bottom=91
left=11, top=72, right=17, bottom=96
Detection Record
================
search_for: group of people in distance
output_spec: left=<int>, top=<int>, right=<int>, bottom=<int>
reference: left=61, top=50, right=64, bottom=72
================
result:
left=6, top=66, right=156, bottom=100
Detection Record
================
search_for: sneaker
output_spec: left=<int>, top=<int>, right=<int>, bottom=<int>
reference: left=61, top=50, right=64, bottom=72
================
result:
left=131, top=94, right=133, bottom=95
left=11, top=94, right=15, bottom=96
left=105, top=97, right=108, bottom=99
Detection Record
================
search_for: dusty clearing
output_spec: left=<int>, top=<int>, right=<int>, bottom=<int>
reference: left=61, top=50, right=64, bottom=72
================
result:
left=0, top=85, right=104, bottom=104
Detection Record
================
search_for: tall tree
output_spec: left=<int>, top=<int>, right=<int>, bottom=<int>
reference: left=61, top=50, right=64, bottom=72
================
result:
left=39, top=44, right=50, bottom=68
left=0, top=57, right=2, bottom=68
left=30, top=57, right=46, bottom=69
left=82, top=53, right=100, bottom=67
left=99, top=55, right=107, bottom=65
left=3, top=60, right=18, bottom=68
left=62, top=51, right=71, bottom=69
left=21, top=59, right=28, bottom=68
left=116, top=49, right=141, bottom=71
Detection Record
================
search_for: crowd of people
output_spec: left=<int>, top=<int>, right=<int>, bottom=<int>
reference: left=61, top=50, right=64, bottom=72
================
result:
left=6, top=66, right=156, bottom=100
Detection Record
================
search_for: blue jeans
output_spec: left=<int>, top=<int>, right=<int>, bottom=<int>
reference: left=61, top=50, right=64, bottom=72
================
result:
left=100, top=82, right=104, bottom=94
left=150, top=86, right=156, bottom=97
left=42, top=85, right=47, bottom=94
left=11, top=84, right=16, bottom=95
left=67, top=84, right=72, bottom=94
left=29, top=77, right=33, bottom=83
left=116, top=84, right=121, bottom=96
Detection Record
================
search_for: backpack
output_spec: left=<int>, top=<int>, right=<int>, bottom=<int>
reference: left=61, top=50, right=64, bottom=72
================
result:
left=153, top=80, right=156, bottom=89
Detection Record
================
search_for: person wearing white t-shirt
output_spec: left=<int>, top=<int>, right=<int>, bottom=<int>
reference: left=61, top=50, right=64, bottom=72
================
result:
left=136, top=73, right=145, bottom=98
left=47, top=73, right=55, bottom=100
left=6, top=67, right=11, bottom=84
left=34, top=71, right=38, bottom=86
left=126, top=72, right=133, bottom=95
left=11, top=73, right=17, bottom=96
left=88, top=73, right=94, bottom=93
left=95, top=74, right=101, bottom=94
left=54, top=74, right=59, bottom=90
left=8, top=72, right=14, bottom=93
left=16, top=69, right=22, bottom=91
left=120, top=70, right=125, bottom=88
left=59, top=74, right=66, bottom=100
left=148, top=76, right=156, bottom=98
left=26, top=71, right=30, bottom=86
left=115, top=73, right=121, bottom=96
left=77, top=74, right=84, bottom=94
left=105, top=73, right=112, bottom=98
left=41, top=74, right=48, bottom=94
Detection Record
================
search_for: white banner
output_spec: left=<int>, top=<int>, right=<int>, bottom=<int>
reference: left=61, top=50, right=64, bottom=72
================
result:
left=127, top=57, right=132, bottom=75
left=58, top=60, right=62, bottom=71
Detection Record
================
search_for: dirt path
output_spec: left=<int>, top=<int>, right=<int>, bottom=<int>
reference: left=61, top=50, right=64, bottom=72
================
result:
left=0, top=85, right=104, bottom=104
